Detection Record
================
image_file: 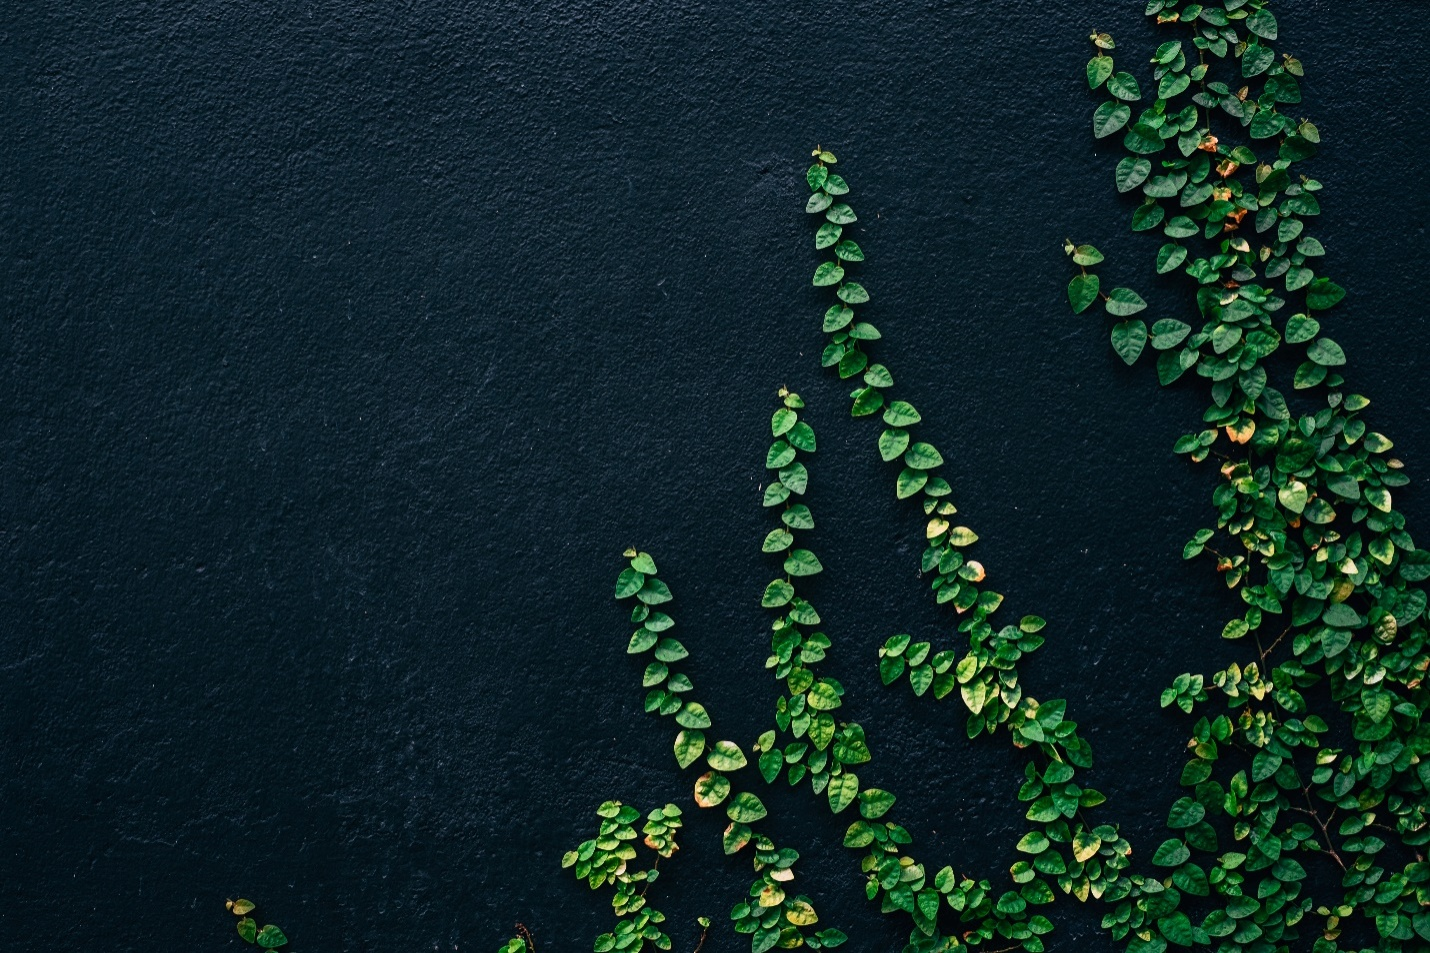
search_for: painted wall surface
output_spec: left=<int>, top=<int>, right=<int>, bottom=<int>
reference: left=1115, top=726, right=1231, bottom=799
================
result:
left=4, top=2, right=1429, bottom=951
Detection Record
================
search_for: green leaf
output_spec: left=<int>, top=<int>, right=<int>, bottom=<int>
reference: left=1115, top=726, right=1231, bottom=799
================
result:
left=1106, top=72, right=1141, bottom=101
left=1322, top=603, right=1362, bottom=628
left=238, top=918, right=258, bottom=944
left=631, top=552, right=658, bottom=574
left=822, top=305, right=853, bottom=332
left=1307, top=338, right=1346, bottom=366
left=726, top=792, right=768, bottom=823
left=1070, top=244, right=1103, bottom=266
left=1016, top=831, right=1050, bottom=854
left=231, top=900, right=256, bottom=916
left=1093, top=101, right=1131, bottom=138
left=1242, top=43, right=1274, bottom=77
left=784, top=549, right=824, bottom=576
left=256, top=925, right=288, bottom=949
left=896, top=468, right=928, bottom=499
left=1306, top=278, right=1346, bottom=310
left=883, top=400, right=921, bottom=426
left=1086, top=55, right=1114, bottom=89
left=1158, top=912, right=1195, bottom=947
left=758, top=749, right=782, bottom=783
left=948, top=526, right=978, bottom=546
left=878, top=428, right=910, bottom=462
left=1150, top=319, right=1190, bottom=349
left=1110, top=320, right=1148, bottom=365
left=762, top=579, right=794, bottom=607
left=1115, top=157, right=1152, bottom=193
left=827, top=773, right=859, bottom=813
left=1132, top=203, right=1165, bottom=232
left=1156, top=244, right=1187, bottom=274
left=1152, top=839, right=1190, bottom=866
left=837, top=282, right=869, bottom=304
left=825, top=204, right=857, bottom=225
left=812, top=262, right=844, bottom=286
left=1167, top=797, right=1206, bottom=828
left=903, top=442, right=944, bottom=470
left=676, top=702, right=711, bottom=729
left=788, top=422, right=816, bottom=452
left=858, top=788, right=896, bottom=819
left=783, top=504, right=814, bottom=530
left=807, top=680, right=842, bottom=711
left=693, top=771, right=730, bottom=808
left=674, top=730, right=706, bottom=768
left=615, top=568, right=645, bottom=599
left=807, top=165, right=828, bottom=191
left=1247, top=7, right=1278, bottom=39
left=654, top=638, right=688, bottom=662
left=1284, top=313, right=1320, bottom=343
left=1072, top=829, right=1101, bottom=862
left=766, top=440, right=796, bottom=469
left=1105, top=287, right=1147, bottom=316
left=707, top=739, right=747, bottom=771
left=815, top=223, right=842, bottom=249
left=834, top=239, right=864, bottom=261
left=638, top=576, right=673, bottom=605
left=864, top=363, right=893, bottom=387
left=806, top=192, right=833, bottom=214
left=1123, top=122, right=1163, bottom=155
left=1068, top=273, right=1100, bottom=314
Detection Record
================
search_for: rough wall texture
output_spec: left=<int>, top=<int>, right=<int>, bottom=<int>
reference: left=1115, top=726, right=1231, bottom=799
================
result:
left=3, top=2, right=1428, bottom=951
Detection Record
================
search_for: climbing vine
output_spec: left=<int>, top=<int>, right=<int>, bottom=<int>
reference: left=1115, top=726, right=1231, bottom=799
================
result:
left=1064, top=1, right=1430, bottom=951
left=495, top=3, right=1427, bottom=953
left=225, top=898, right=288, bottom=949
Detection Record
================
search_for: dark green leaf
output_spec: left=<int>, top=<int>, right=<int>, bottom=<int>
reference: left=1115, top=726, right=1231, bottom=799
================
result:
left=1105, top=287, right=1147, bottom=316
left=1107, top=72, right=1141, bottom=101
left=1068, top=273, right=1100, bottom=314
left=1093, top=101, right=1131, bottom=138
left=903, top=443, right=944, bottom=470
left=256, top=925, right=288, bottom=949
left=785, top=549, right=824, bottom=577
left=1111, top=320, right=1148, bottom=365
left=1086, top=55, right=1114, bottom=89
left=1114, top=158, right=1150, bottom=196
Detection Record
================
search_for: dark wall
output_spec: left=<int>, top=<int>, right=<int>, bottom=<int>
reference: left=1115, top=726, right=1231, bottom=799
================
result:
left=4, top=2, right=1428, bottom=951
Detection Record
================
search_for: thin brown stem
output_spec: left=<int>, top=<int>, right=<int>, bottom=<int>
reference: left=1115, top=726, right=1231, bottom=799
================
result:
left=516, top=922, right=536, bottom=953
left=1257, top=625, right=1291, bottom=668
left=690, top=923, right=710, bottom=953
left=1288, top=792, right=1345, bottom=870
left=639, top=858, right=663, bottom=898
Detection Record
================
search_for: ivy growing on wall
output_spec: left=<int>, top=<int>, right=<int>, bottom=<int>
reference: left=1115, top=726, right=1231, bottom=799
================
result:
left=1063, top=1, right=1430, bottom=950
left=495, top=2, right=1428, bottom=953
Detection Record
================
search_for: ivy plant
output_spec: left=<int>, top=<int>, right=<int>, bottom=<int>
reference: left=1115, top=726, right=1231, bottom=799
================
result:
left=1065, top=2, right=1430, bottom=951
left=498, top=5, right=1426, bottom=953
left=225, top=898, right=288, bottom=949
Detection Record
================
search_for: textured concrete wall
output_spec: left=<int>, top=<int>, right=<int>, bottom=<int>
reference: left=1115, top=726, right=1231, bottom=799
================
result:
left=4, top=2, right=1428, bottom=950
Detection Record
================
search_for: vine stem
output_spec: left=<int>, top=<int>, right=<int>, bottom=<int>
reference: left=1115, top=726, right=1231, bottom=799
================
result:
left=1255, top=625, right=1291, bottom=668
left=1288, top=792, right=1345, bottom=870
left=516, top=922, right=536, bottom=953
left=639, top=858, right=662, bottom=898
left=690, top=922, right=710, bottom=953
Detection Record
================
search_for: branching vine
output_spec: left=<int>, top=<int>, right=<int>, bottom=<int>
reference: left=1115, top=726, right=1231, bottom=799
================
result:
left=496, top=3, right=1428, bottom=953
left=1064, top=2, right=1430, bottom=951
